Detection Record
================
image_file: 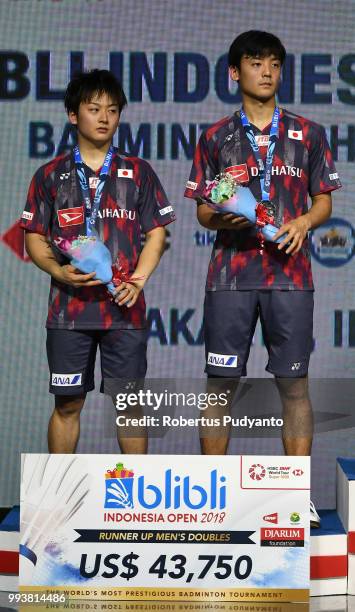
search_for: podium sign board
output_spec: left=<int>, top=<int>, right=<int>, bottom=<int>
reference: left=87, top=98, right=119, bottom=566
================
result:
left=20, top=454, right=310, bottom=602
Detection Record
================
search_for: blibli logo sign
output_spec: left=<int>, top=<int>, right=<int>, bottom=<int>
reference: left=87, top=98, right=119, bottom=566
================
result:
left=207, top=352, right=238, bottom=368
left=105, top=466, right=226, bottom=510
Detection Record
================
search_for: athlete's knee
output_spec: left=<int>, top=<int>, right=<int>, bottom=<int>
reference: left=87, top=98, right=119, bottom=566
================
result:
left=206, top=375, right=240, bottom=395
left=275, top=376, right=309, bottom=402
left=54, top=394, right=85, bottom=419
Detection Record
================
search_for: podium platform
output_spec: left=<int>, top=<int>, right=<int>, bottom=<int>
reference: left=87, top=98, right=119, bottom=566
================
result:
left=0, top=506, right=19, bottom=591
left=310, top=509, right=347, bottom=596
left=337, top=457, right=355, bottom=595
left=2, top=456, right=355, bottom=598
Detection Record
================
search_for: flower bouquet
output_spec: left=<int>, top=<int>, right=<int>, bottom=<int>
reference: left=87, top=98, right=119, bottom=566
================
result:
left=204, top=172, right=286, bottom=243
left=53, top=233, right=143, bottom=296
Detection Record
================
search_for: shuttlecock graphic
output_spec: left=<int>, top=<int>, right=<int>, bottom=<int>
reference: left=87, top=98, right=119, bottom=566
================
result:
left=20, top=454, right=91, bottom=584
left=106, top=480, right=133, bottom=508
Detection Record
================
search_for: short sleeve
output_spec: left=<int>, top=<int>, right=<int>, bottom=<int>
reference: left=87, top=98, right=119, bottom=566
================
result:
left=19, top=167, right=53, bottom=235
left=184, top=131, right=219, bottom=201
left=308, top=125, right=342, bottom=197
left=138, top=162, right=176, bottom=233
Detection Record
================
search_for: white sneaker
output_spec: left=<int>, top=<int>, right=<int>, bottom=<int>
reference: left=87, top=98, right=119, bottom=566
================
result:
left=310, top=500, right=321, bottom=528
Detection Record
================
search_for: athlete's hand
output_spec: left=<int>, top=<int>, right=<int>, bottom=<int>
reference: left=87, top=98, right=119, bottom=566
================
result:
left=114, top=281, right=142, bottom=307
left=274, top=215, right=311, bottom=255
left=55, top=264, right=103, bottom=288
left=219, top=213, right=253, bottom=230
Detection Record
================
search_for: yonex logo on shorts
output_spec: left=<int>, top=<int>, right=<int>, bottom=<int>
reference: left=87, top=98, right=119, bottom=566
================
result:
left=21, top=211, right=33, bottom=221
left=51, top=373, right=82, bottom=386
left=291, top=362, right=301, bottom=371
left=329, top=172, right=339, bottom=180
left=159, top=205, right=174, bottom=216
left=207, top=353, right=238, bottom=367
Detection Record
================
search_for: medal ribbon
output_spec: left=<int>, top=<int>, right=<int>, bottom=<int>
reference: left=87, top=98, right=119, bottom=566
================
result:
left=74, top=145, right=114, bottom=236
left=239, top=106, right=280, bottom=203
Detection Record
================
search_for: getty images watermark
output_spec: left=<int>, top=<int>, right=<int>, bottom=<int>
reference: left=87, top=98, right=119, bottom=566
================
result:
left=115, top=388, right=283, bottom=429
left=102, top=379, right=285, bottom=437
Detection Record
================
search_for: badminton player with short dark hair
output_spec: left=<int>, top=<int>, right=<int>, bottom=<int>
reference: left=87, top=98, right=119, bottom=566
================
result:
left=185, top=31, right=341, bottom=527
left=21, top=69, right=175, bottom=454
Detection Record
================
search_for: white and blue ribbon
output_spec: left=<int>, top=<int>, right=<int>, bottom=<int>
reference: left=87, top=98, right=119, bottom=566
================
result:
left=74, top=145, right=114, bottom=236
left=239, top=106, right=280, bottom=203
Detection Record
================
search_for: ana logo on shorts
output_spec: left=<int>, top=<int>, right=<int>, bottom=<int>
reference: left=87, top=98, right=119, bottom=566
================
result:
left=51, top=373, right=82, bottom=386
left=207, top=353, right=238, bottom=367
left=249, top=464, right=266, bottom=481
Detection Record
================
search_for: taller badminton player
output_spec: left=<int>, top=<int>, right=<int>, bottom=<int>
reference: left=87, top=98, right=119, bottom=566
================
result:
left=184, top=31, right=341, bottom=527
left=20, top=70, right=175, bottom=454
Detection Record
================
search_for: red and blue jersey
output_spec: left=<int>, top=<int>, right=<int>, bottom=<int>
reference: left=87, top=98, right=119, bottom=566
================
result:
left=184, top=109, right=341, bottom=291
left=20, top=148, right=175, bottom=329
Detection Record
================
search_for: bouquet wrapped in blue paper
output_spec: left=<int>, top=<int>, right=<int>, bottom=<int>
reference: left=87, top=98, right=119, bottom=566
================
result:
left=54, top=233, right=143, bottom=297
left=203, top=172, right=286, bottom=243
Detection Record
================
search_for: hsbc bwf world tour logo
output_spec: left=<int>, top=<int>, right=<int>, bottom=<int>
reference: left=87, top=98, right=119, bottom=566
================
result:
left=248, top=464, right=305, bottom=481
left=249, top=464, right=266, bottom=481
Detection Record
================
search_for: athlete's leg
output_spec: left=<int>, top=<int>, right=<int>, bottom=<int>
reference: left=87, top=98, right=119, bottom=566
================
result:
left=199, top=376, right=239, bottom=455
left=275, top=376, right=313, bottom=455
left=100, top=328, right=148, bottom=454
left=48, top=394, right=86, bottom=453
left=46, top=329, right=97, bottom=453
left=259, top=290, right=314, bottom=455
left=201, top=291, right=258, bottom=455
left=118, top=431, right=148, bottom=454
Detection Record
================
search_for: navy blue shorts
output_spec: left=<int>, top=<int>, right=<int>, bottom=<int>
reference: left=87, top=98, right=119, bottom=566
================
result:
left=204, top=290, right=314, bottom=378
left=47, top=328, right=148, bottom=395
